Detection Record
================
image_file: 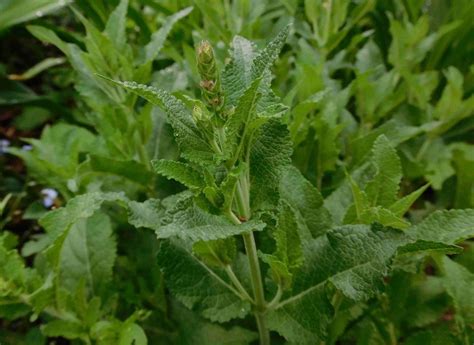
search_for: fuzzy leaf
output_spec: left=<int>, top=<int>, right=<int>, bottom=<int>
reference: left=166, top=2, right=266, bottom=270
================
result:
left=152, top=159, right=205, bottom=190
left=365, top=135, right=402, bottom=207
left=59, top=212, right=116, bottom=293
left=126, top=199, right=163, bottom=229
left=157, top=203, right=265, bottom=242
left=250, top=120, right=292, bottom=210
left=102, top=79, right=215, bottom=164
left=407, top=209, right=474, bottom=244
left=222, top=36, right=256, bottom=106
left=224, top=77, right=262, bottom=155
left=222, top=25, right=289, bottom=107
left=261, top=201, right=303, bottom=289
left=157, top=240, right=251, bottom=322
left=279, top=165, right=332, bottom=238
left=267, top=225, right=404, bottom=344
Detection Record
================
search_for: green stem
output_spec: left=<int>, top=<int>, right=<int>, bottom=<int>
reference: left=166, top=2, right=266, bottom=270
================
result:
left=225, top=265, right=254, bottom=302
left=243, top=232, right=270, bottom=345
left=232, top=175, right=269, bottom=345
left=267, top=284, right=283, bottom=310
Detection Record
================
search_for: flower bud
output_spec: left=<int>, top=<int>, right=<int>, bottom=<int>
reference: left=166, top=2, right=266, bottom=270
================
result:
left=192, top=104, right=204, bottom=122
left=192, top=104, right=212, bottom=125
left=196, top=40, right=223, bottom=109
left=197, top=40, right=217, bottom=81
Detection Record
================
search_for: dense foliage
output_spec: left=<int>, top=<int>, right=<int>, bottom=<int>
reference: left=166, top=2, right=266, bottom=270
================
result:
left=0, top=1, right=473, bottom=344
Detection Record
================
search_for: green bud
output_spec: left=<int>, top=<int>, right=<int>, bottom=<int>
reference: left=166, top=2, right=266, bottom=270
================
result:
left=192, top=104, right=204, bottom=122
left=221, top=106, right=235, bottom=119
left=196, top=40, right=223, bottom=109
left=197, top=40, right=217, bottom=81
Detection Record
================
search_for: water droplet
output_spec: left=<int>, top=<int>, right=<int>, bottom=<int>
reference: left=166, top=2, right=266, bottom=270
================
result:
left=36, top=11, right=43, bottom=17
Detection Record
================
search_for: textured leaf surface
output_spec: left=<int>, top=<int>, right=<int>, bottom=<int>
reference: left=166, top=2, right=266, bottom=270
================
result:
left=261, top=201, right=303, bottom=289
left=157, top=203, right=265, bottom=242
left=224, top=77, right=262, bottom=155
left=127, top=199, right=163, bottom=229
left=104, top=79, right=214, bottom=164
left=407, top=209, right=474, bottom=244
left=250, top=120, right=292, bottom=210
left=152, top=159, right=205, bottom=190
left=174, top=302, right=257, bottom=345
left=267, top=225, right=404, bottom=344
left=222, top=36, right=256, bottom=106
left=279, top=165, right=332, bottom=238
left=59, top=212, right=116, bottom=293
left=158, top=240, right=251, bottom=322
left=39, top=192, right=125, bottom=240
left=222, top=26, right=289, bottom=108
left=365, top=135, right=402, bottom=207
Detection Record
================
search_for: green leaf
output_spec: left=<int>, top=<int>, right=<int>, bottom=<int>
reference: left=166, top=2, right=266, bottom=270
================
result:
left=157, top=240, right=251, bottom=322
left=104, top=0, right=128, bottom=51
left=222, top=36, right=257, bottom=106
left=365, top=135, right=402, bottom=207
left=102, top=79, right=215, bottom=164
left=437, top=256, right=474, bottom=329
left=0, top=0, right=72, bottom=31
left=157, top=202, right=265, bottom=242
left=173, top=302, right=257, bottom=345
left=406, top=209, right=474, bottom=245
left=250, top=120, right=292, bottom=210
left=251, top=25, right=290, bottom=80
left=266, top=225, right=404, bottom=344
left=41, top=320, right=86, bottom=340
left=126, top=199, right=163, bottom=229
left=193, top=238, right=237, bottom=267
left=142, top=7, right=193, bottom=63
left=388, top=183, right=429, bottom=217
left=0, top=234, right=28, bottom=297
left=119, top=323, right=147, bottom=345
left=261, top=201, right=303, bottom=289
left=87, top=154, right=154, bottom=186
left=59, top=212, right=116, bottom=293
left=8, top=124, right=102, bottom=196
left=279, top=165, right=332, bottom=238
left=152, top=159, right=205, bottom=190
left=39, top=192, right=125, bottom=240
left=8, top=57, right=66, bottom=81
left=452, top=144, right=474, bottom=208
left=222, top=25, right=290, bottom=107
left=224, top=77, right=263, bottom=156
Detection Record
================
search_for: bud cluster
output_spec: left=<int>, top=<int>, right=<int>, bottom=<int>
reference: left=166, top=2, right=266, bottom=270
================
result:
left=196, top=40, right=223, bottom=111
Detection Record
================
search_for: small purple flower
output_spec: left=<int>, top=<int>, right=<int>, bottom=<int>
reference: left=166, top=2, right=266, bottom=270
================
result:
left=22, top=145, right=33, bottom=151
left=0, top=139, right=10, bottom=154
left=41, top=188, right=58, bottom=208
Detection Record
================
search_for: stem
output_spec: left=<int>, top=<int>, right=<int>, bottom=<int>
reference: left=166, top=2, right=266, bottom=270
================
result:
left=243, top=232, right=270, bottom=345
left=267, top=284, right=283, bottom=310
left=225, top=265, right=254, bottom=302
left=232, top=176, right=269, bottom=345
left=255, top=312, right=271, bottom=345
